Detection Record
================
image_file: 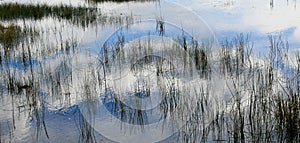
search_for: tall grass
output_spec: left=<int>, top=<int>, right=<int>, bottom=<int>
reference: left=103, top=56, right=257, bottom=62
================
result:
left=207, top=34, right=299, bottom=142
left=0, top=3, right=98, bottom=22
left=0, top=2, right=299, bottom=141
left=0, top=3, right=133, bottom=28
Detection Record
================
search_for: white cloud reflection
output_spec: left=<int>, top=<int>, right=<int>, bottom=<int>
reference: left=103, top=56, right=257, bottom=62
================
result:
left=168, top=0, right=300, bottom=49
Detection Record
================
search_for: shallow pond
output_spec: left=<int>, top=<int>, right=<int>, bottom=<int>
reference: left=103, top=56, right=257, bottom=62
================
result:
left=0, top=0, right=300, bottom=143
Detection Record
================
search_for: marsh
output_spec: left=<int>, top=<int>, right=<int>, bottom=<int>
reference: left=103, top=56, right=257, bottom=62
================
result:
left=0, top=0, right=299, bottom=143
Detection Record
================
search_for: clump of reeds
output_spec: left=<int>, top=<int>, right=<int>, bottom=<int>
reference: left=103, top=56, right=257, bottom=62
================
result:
left=77, top=112, right=96, bottom=143
left=273, top=51, right=300, bottom=143
left=191, top=41, right=212, bottom=79
left=156, top=17, right=165, bottom=36
left=191, top=33, right=300, bottom=143
left=219, top=34, right=252, bottom=77
left=0, top=24, right=22, bottom=50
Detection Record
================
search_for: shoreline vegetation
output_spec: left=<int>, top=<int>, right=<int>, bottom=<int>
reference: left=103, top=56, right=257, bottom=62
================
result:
left=0, top=3, right=99, bottom=21
left=0, top=3, right=134, bottom=27
left=0, top=2, right=134, bottom=63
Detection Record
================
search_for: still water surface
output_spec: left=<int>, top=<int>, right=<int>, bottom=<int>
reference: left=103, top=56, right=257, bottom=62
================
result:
left=0, top=0, right=299, bottom=142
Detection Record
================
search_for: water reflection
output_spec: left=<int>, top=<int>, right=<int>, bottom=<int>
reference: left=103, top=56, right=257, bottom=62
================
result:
left=174, top=0, right=300, bottom=51
left=0, top=0, right=300, bottom=143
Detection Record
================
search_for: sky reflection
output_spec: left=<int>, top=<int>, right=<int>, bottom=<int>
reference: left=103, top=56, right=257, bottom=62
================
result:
left=169, top=0, right=300, bottom=52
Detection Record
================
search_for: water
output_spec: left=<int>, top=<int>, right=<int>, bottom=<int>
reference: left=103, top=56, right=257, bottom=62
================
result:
left=0, top=0, right=300, bottom=143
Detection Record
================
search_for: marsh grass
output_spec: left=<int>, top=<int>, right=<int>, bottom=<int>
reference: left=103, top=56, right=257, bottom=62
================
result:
left=69, top=32, right=300, bottom=142
left=0, top=3, right=98, bottom=25
left=0, top=3, right=133, bottom=28
left=212, top=34, right=299, bottom=143
left=0, top=2, right=134, bottom=74
left=1, top=25, right=300, bottom=142
left=0, top=2, right=299, bottom=141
